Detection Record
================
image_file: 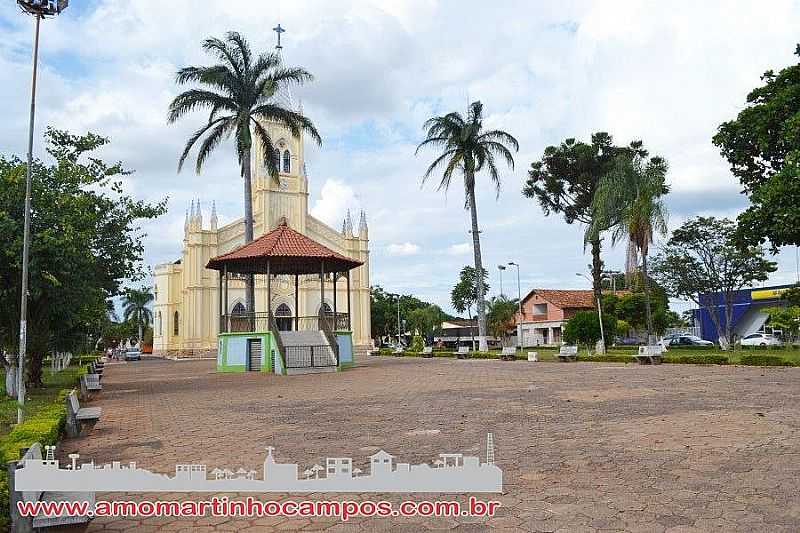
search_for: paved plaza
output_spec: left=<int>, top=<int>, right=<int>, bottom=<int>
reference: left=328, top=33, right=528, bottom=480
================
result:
left=63, top=356, right=800, bottom=532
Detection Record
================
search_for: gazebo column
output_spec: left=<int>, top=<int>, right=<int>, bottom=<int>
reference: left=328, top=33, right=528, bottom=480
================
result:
left=294, top=274, right=299, bottom=331
left=346, top=271, right=351, bottom=331
left=223, top=265, right=229, bottom=332
left=333, top=272, right=338, bottom=330
left=218, top=271, right=223, bottom=333
left=266, top=261, right=272, bottom=331
left=320, top=261, right=325, bottom=328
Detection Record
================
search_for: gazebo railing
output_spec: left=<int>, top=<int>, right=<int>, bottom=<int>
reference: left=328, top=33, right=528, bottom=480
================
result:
left=219, top=312, right=350, bottom=334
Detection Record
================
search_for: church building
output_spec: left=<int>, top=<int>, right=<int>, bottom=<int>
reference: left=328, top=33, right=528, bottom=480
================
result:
left=152, top=121, right=372, bottom=360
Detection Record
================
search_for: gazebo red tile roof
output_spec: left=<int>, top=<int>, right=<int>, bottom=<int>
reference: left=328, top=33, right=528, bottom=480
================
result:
left=206, top=218, right=363, bottom=275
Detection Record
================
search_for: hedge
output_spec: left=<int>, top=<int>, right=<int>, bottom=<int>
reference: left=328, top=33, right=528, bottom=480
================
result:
left=739, top=354, right=795, bottom=367
left=576, top=354, right=635, bottom=363
left=663, top=354, right=729, bottom=365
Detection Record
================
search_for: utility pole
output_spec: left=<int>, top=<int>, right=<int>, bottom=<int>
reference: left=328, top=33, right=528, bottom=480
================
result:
left=577, top=272, right=605, bottom=354
left=15, top=0, right=70, bottom=424
left=497, top=265, right=505, bottom=298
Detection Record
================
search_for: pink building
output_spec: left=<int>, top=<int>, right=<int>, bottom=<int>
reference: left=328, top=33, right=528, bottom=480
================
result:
left=514, top=289, right=595, bottom=346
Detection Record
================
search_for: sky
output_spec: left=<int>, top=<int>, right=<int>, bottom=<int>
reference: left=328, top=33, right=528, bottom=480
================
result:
left=1, top=0, right=799, bottom=316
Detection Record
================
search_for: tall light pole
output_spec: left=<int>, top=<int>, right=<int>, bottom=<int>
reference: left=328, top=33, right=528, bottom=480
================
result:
left=577, top=272, right=605, bottom=354
left=508, top=262, right=523, bottom=351
left=389, top=293, right=401, bottom=347
left=497, top=265, right=505, bottom=298
left=15, top=0, right=69, bottom=424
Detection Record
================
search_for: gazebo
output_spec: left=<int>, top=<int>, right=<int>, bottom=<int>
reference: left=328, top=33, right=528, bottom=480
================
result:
left=206, top=217, right=363, bottom=374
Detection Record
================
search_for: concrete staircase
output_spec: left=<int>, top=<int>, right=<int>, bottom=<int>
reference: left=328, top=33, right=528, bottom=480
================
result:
left=278, top=330, right=337, bottom=375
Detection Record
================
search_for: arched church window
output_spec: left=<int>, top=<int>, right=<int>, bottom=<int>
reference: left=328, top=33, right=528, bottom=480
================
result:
left=232, top=302, right=246, bottom=315
left=173, top=311, right=179, bottom=336
left=273, top=148, right=281, bottom=171
left=282, top=150, right=291, bottom=173
left=319, top=302, right=333, bottom=317
left=275, top=303, right=292, bottom=331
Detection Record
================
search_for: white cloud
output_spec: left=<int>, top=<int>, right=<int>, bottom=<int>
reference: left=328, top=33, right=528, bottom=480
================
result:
left=309, top=179, right=360, bottom=228
left=446, top=243, right=472, bottom=256
left=387, top=242, right=420, bottom=256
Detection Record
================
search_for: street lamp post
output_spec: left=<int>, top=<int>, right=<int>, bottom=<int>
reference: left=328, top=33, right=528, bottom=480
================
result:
left=577, top=272, right=605, bottom=354
left=508, top=262, right=523, bottom=351
left=389, top=293, right=401, bottom=347
left=497, top=265, right=505, bottom=298
left=15, top=0, right=69, bottom=424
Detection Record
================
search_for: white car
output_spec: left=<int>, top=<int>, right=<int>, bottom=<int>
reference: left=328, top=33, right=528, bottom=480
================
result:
left=740, top=333, right=782, bottom=347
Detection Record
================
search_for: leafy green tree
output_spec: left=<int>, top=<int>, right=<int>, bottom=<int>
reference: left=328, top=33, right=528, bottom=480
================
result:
left=650, top=217, right=777, bottom=347
left=407, top=305, right=446, bottom=343
left=0, top=129, right=165, bottom=385
left=450, top=266, right=490, bottom=348
left=782, top=284, right=800, bottom=307
left=370, top=286, right=450, bottom=343
left=712, top=46, right=800, bottom=249
left=523, top=133, right=647, bottom=304
left=591, top=152, right=670, bottom=338
left=563, top=310, right=616, bottom=353
left=122, top=287, right=154, bottom=346
left=764, top=306, right=800, bottom=347
left=169, top=32, right=321, bottom=312
left=486, top=296, right=519, bottom=346
left=416, top=101, right=518, bottom=351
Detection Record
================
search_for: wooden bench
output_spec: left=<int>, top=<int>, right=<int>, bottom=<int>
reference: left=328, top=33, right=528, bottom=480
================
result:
left=635, top=345, right=664, bottom=365
left=556, top=345, right=578, bottom=362
left=500, top=347, right=517, bottom=361
left=422, top=346, right=433, bottom=358
left=456, top=346, right=470, bottom=359
left=79, top=374, right=102, bottom=400
left=65, top=390, right=101, bottom=438
left=6, top=443, right=95, bottom=531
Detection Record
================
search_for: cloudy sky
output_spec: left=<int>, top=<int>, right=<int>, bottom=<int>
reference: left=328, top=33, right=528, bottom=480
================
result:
left=1, top=0, right=799, bottom=315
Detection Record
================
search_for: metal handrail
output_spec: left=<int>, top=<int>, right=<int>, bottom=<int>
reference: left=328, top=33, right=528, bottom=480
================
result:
left=318, top=311, right=340, bottom=363
left=268, top=315, right=286, bottom=368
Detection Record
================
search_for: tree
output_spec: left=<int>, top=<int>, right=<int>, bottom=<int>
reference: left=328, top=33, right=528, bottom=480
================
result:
left=122, top=287, right=154, bottom=346
left=169, top=32, right=321, bottom=312
left=450, top=266, right=490, bottom=349
left=370, top=286, right=450, bottom=343
left=591, top=152, right=670, bottom=339
left=764, top=306, right=800, bottom=347
left=416, top=101, right=518, bottom=351
left=782, top=284, right=800, bottom=307
left=563, top=310, right=616, bottom=354
left=486, top=296, right=518, bottom=347
left=523, top=133, right=647, bottom=304
left=0, top=129, right=165, bottom=385
left=650, top=217, right=777, bottom=347
left=407, top=304, right=446, bottom=343
left=712, top=46, right=800, bottom=249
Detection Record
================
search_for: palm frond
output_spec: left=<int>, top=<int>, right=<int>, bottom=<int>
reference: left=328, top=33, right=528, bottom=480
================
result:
left=167, top=89, right=237, bottom=124
left=202, top=36, right=242, bottom=76
left=195, top=119, right=235, bottom=174
left=251, top=104, right=322, bottom=146
left=252, top=118, right=279, bottom=181
left=225, top=31, right=253, bottom=73
left=177, top=116, right=230, bottom=172
left=478, top=129, right=520, bottom=152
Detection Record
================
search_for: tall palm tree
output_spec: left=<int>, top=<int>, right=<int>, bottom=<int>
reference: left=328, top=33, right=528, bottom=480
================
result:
left=122, top=288, right=154, bottom=346
left=168, top=32, right=321, bottom=312
left=416, top=101, right=518, bottom=352
left=591, top=153, right=669, bottom=339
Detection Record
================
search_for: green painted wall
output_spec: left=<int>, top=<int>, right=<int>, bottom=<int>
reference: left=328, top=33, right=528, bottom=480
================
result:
left=217, top=331, right=273, bottom=373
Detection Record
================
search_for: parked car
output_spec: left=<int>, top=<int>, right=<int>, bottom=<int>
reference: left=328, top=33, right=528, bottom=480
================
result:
left=665, top=334, right=714, bottom=347
left=124, top=348, right=141, bottom=361
left=740, top=332, right=782, bottom=347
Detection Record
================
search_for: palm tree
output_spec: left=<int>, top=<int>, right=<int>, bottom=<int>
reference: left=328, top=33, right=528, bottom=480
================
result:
left=416, top=101, right=518, bottom=351
left=591, top=153, right=669, bottom=340
left=122, top=288, right=154, bottom=346
left=168, top=32, right=321, bottom=312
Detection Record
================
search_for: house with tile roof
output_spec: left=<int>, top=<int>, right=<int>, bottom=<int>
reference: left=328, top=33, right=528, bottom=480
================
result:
left=514, top=289, right=596, bottom=346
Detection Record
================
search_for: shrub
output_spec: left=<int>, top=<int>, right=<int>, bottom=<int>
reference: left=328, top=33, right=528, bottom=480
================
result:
left=0, top=389, right=72, bottom=529
left=576, top=354, right=634, bottom=363
left=663, top=354, right=729, bottom=365
left=409, top=335, right=424, bottom=353
left=739, top=354, right=794, bottom=367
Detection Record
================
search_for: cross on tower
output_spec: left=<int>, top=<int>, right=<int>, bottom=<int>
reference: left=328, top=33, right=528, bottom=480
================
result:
left=273, top=24, right=285, bottom=50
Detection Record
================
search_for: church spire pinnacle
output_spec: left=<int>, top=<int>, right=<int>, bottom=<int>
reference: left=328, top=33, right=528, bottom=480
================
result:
left=196, top=199, right=203, bottom=229
left=344, top=209, right=354, bottom=238
left=210, top=200, right=218, bottom=231
left=358, top=210, right=368, bottom=239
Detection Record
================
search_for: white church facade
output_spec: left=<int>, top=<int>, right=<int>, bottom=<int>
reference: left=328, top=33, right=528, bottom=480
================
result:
left=152, top=122, right=371, bottom=359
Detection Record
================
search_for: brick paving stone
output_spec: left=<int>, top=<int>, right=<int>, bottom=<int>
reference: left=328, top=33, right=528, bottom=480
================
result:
left=58, top=357, right=800, bottom=532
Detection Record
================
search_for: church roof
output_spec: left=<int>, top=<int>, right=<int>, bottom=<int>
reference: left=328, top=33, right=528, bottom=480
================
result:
left=206, top=218, right=363, bottom=275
